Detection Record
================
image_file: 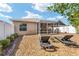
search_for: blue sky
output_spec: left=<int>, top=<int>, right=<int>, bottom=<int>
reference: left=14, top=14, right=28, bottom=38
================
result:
left=0, top=3, right=70, bottom=25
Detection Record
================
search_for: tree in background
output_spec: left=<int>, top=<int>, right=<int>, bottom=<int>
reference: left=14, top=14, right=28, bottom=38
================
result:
left=47, top=3, right=79, bottom=33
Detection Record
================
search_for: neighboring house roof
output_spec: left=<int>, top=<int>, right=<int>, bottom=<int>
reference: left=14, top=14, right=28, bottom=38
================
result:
left=12, top=18, right=66, bottom=25
left=57, top=20, right=66, bottom=25
left=40, top=20, right=57, bottom=23
left=40, top=20, right=65, bottom=25
left=0, top=19, right=12, bottom=25
left=0, top=20, right=3, bottom=22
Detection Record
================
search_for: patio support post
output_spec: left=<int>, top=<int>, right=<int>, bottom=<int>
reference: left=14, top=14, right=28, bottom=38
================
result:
left=38, top=22, right=41, bottom=41
left=47, top=23, right=48, bottom=34
left=52, top=23, right=53, bottom=34
left=38, top=22, right=40, bottom=34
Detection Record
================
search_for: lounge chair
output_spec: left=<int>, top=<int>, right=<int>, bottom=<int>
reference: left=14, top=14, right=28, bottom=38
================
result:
left=40, top=36, right=57, bottom=52
left=40, top=36, right=50, bottom=49
left=54, top=35, right=79, bottom=48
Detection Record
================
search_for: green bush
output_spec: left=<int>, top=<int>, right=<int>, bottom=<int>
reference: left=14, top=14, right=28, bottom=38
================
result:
left=10, top=35, right=15, bottom=41
left=6, top=33, right=17, bottom=42
left=6, top=36, right=10, bottom=39
left=0, top=39, right=10, bottom=49
left=0, top=43, right=3, bottom=55
left=10, top=33, right=18, bottom=41
left=0, top=33, right=18, bottom=49
left=6, top=36, right=13, bottom=42
left=13, top=33, right=18, bottom=38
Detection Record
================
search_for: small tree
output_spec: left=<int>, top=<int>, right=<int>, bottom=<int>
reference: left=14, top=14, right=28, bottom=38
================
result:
left=47, top=3, right=79, bottom=33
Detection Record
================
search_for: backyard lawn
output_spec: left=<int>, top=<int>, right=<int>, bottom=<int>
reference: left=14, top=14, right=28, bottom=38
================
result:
left=14, top=34, right=79, bottom=56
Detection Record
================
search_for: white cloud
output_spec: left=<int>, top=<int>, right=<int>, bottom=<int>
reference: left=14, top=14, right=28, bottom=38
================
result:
left=32, top=3, right=52, bottom=12
left=5, top=15, right=12, bottom=19
left=22, top=11, right=43, bottom=19
left=0, top=13, right=4, bottom=16
left=0, top=3, right=13, bottom=13
left=0, top=13, right=12, bottom=19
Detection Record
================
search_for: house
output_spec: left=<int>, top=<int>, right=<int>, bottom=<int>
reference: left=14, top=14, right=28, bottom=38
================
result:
left=13, top=18, right=76, bottom=35
left=0, top=20, right=14, bottom=40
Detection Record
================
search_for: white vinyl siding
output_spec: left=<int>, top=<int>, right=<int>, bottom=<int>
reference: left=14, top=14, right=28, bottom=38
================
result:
left=0, top=21, right=14, bottom=40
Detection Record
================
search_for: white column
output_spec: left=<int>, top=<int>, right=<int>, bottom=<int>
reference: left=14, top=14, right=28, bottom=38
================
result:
left=39, top=22, right=40, bottom=34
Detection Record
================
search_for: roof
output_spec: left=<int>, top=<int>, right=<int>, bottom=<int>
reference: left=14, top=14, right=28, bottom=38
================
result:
left=40, top=20, right=58, bottom=23
left=57, top=20, right=66, bottom=25
left=0, top=20, right=3, bottom=22
left=12, top=18, right=66, bottom=25
left=0, top=19, right=13, bottom=24
left=12, top=18, right=40, bottom=23
left=40, top=19, right=66, bottom=25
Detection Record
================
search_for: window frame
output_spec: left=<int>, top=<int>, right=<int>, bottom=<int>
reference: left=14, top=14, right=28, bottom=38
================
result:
left=19, top=24, right=27, bottom=31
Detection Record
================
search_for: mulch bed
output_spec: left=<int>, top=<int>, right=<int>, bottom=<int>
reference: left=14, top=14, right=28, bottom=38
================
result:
left=2, top=36, right=22, bottom=56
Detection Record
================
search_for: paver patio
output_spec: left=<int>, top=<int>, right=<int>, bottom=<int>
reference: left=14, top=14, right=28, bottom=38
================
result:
left=14, top=34, right=79, bottom=56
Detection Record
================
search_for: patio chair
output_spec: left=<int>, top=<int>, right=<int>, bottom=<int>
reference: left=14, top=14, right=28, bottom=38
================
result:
left=61, top=35, right=73, bottom=42
left=40, top=36, right=57, bottom=52
left=54, top=35, right=79, bottom=48
left=40, top=36, right=50, bottom=49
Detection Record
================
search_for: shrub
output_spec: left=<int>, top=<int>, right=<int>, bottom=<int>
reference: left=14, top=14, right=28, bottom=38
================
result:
left=0, top=39, right=10, bottom=49
left=7, top=35, right=15, bottom=42
left=10, top=35, right=15, bottom=41
left=6, top=33, right=18, bottom=42
left=0, top=43, right=3, bottom=55
left=0, top=33, right=18, bottom=51
left=6, top=36, right=11, bottom=39
left=13, top=33, right=18, bottom=38
left=6, top=36, right=12, bottom=42
left=10, top=33, right=18, bottom=41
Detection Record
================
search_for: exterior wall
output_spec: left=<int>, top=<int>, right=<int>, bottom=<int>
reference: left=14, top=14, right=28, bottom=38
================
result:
left=0, top=21, right=14, bottom=40
left=5, top=23, right=14, bottom=37
left=13, top=19, right=77, bottom=35
left=0, top=21, right=5, bottom=40
left=54, top=25, right=76, bottom=33
left=13, top=21, right=38, bottom=35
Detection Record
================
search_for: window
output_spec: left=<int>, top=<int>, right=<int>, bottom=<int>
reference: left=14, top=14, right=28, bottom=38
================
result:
left=19, top=24, right=27, bottom=31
